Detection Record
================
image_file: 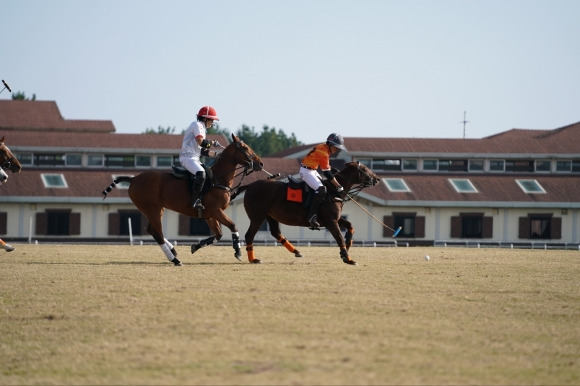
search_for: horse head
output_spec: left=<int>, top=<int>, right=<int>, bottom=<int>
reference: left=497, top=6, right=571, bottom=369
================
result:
left=0, top=137, right=22, bottom=174
left=337, top=161, right=380, bottom=189
left=0, top=167, right=7, bottom=185
left=226, top=133, right=263, bottom=172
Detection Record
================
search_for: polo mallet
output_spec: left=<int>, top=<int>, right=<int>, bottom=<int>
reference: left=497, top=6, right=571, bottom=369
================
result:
left=1, top=80, right=11, bottom=94
left=263, top=169, right=281, bottom=179
left=346, top=193, right=402, bottom=237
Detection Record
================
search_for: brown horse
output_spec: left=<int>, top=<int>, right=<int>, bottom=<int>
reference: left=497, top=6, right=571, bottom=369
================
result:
left=0, top=136, right=22, bottom=174
left=102, top=134, right=263, bottom=265
left=237, top=161, right=380, bottom=265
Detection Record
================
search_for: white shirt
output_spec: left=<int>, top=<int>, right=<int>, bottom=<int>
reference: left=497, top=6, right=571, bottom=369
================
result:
left=180, top=120, right=206, bottom=159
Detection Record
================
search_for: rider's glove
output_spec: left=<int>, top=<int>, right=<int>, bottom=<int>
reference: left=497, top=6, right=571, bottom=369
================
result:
left=336, top=185, right=347, bottom=199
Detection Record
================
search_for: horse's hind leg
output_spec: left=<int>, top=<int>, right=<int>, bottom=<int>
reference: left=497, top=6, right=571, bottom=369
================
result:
left=190, top=218, right=226, bottom=256
left=338, top=217, right=355, bottom=250
left=145, top=209, right=182, bottom=266
left=267, top=216, right=302, bottom=258
left=244, top=219, right=264, bottom=264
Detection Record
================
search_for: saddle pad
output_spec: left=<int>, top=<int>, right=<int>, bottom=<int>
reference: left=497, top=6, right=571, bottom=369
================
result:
left=286, top=187, right=303, bottom=203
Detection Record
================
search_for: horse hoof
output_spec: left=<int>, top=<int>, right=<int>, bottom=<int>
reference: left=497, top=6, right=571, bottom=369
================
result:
left=191, top=244, right=200, bottom=254
left=294, top=250, right=303, bottom=258
left=234, top=251, right=242, bottom=261
left=172, top=258, right=183, bottom=266
left=343, top=258, right=357, bottom=266
left=250, top=259, right=262, bottom=264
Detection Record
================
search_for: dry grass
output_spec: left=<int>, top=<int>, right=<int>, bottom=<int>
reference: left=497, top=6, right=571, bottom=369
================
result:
left=0, top=244, right=578, bottom=385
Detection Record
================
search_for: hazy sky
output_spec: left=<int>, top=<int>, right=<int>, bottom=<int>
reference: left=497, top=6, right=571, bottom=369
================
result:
left=2, top=0, right=579, bottom=144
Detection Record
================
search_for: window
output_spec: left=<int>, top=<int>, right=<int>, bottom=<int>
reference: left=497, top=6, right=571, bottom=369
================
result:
left=41, top=173, right=68, bottom=188
left=136, top=155, right=151, bottom=167
left=556, top=161, right=572, bottom=172
left=451, top=213, right=493, bottom=239
left=189, top=218, right=211, bottom=236
left=449, top=179, right=477, bottom=193
left=372, top=159, right=400, bottom=171
left=423, top=159, right=438, bottom=171
left=383, top=178, right=411, bottom=192
left=573, top=160, right=580, bottom=172
left=15, top=153, right=33, bottom=166
left=468, top=160, right=484, bottom=171
left=535, top=160, right=551, bottom=172
left=106, top=155, right=135, bottom=168
left=516, top=179, right=545, bottom=194
left=119, top=211, right=142, bottom=236
left=519, top=214, right=561, bottom=240
left=157, top=156, right=173, bottom=167
left=35, top=154, right=65, bottom=166
left=385, top=213, right=425, bottom=238
left=88, top=155, right=104, bottom=167
left=490, top=160, right=504, bottom=171
left=506, top=160, right=534, bottom=172
left=438, top=159, right=467, bottom=172
left=35, top=210, right=80, bottom=236
left=66, top=154, right=82, bottom=166
left=402, top=159, right=417, bottom=171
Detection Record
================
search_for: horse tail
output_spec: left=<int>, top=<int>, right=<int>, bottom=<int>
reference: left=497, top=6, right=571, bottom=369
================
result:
left=102, top=176, right=133, bottom=199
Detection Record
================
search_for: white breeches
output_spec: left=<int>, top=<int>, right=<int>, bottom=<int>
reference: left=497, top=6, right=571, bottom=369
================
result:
left=180, top=156, right=203, bottom=174
left=299, top=167, right=323, bottom=191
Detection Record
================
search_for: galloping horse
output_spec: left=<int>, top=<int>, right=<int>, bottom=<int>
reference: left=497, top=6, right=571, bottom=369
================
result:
left=0, top=136, right=22, bottom=175
left=102, top=134, right=263, bottom=266
left=238, top=161, right=380, bottom=265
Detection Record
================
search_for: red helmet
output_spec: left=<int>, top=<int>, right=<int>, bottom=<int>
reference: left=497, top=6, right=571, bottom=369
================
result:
left=197, top=106, right=219, bottom=121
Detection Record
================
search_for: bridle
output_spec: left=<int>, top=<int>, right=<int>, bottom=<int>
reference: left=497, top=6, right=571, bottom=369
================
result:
left=211, top=140, right=261, bottom=193
left=335, top=162, right=379, bottom=199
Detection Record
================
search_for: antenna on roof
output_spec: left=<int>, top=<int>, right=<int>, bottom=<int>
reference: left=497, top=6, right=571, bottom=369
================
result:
left=460, top=111, right=469, bottom=139
left=1, top=79, right=12, bottom=94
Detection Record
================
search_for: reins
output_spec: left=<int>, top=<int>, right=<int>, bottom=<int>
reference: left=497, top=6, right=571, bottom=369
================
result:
left=209, top=140, right=257, bottom=193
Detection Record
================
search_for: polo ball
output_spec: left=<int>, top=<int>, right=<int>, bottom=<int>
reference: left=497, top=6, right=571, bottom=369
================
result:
left=424, top=255, right=430, bottom=261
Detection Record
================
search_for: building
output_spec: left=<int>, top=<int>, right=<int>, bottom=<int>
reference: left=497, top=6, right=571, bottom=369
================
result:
left=1, top=100, right=579, bottom=248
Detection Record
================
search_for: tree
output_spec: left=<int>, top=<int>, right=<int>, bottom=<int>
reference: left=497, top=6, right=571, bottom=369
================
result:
left=12, top=91, right=36, bottom=100
left=235, top=124, right=302, bottom=156
left=144, top=126, right=176, bottom=134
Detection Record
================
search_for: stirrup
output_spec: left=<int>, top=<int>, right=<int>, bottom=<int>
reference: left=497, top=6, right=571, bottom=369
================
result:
left=193, top=199, right=205, bottom=210
left=308, top=215, right=320, bottom=229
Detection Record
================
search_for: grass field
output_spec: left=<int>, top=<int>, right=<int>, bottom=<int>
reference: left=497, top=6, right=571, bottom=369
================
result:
left=1, top=244, right=578, bottom=385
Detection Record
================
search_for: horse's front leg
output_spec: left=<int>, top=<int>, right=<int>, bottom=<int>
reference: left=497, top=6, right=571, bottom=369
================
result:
left=211, top=210, right=243, bottom=261
left=338, top=217, right=355, bottom=250
left=327, top=220, right=357, bottom=266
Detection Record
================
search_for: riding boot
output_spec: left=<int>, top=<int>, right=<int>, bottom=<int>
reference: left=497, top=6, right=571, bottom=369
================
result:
left=307, top=186, right=326, bottom=228
left=190, top=171, right=206, bottom=209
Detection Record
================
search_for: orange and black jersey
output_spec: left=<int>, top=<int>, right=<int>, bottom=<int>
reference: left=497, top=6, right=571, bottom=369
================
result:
left=301, top=143, right=331, bottom=171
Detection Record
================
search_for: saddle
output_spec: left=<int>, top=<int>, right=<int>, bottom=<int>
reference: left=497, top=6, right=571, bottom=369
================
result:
left=171, top=164, right=213, bottom=194
left=286, top=176, right=314, bottom=206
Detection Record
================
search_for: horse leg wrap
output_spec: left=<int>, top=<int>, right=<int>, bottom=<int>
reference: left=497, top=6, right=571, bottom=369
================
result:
left=232, top=232, right=241, bottom=252
left=277, top=236, right=296, bottom=253
left=246, top=244, right=255, bottom=262
left=340, top=247, right=350, bottom=262
left=345, top=229, right=354, bottom=250
left=160, top=243, right=175, bottom=262
left=164, top=238, right=177, bottom=257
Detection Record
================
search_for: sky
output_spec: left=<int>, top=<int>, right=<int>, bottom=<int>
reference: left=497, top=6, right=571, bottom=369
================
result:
left=2, top=0, right=579, bottom=144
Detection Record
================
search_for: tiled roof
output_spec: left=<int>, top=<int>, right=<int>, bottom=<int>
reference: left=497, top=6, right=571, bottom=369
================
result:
left=0, top=100, right=115, bottom=132
left=364, top=173, right=580, bottom=206
left=4, top=131, right=228, bottom=151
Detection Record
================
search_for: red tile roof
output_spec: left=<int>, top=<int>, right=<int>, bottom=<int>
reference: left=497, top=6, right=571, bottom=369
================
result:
left=0, top=100, right=115, bottom=132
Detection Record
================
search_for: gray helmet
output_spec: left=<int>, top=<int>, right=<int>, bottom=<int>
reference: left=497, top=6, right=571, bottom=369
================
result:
left=326, top=133, right=347, bottom=151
